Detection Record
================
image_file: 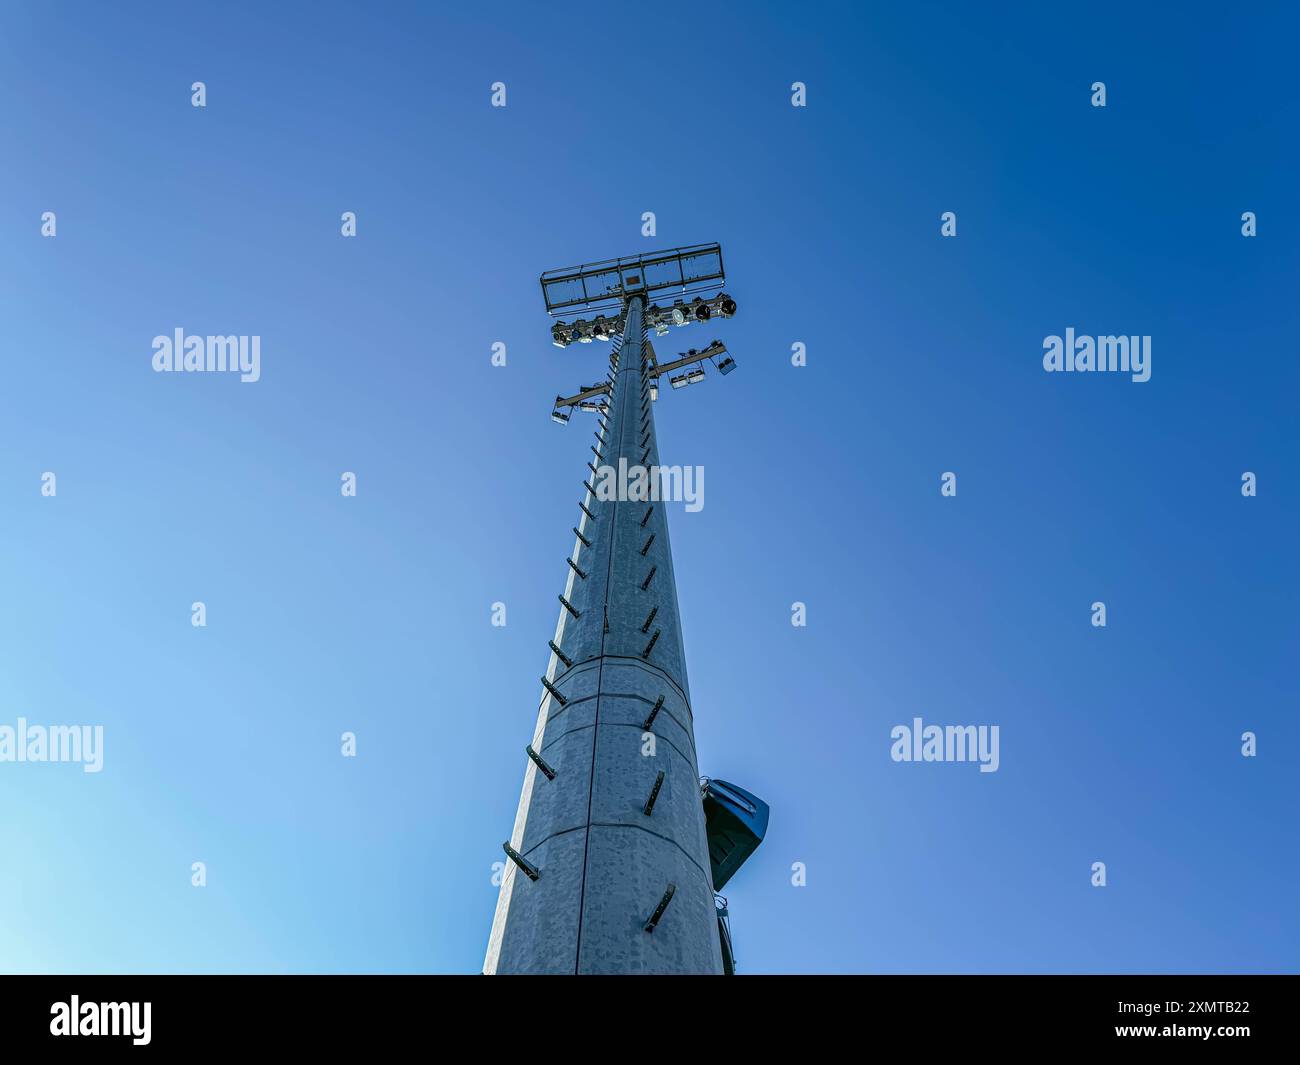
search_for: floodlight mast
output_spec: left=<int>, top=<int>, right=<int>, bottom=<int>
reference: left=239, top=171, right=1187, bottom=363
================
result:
left=484, top=245, right=737, bottom=975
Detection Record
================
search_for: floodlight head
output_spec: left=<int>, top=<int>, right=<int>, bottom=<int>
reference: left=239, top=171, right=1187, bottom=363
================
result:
left=693, top=299, right=711, bottom=321
left=719, top=295, right=737, bottom=316
left=671, top=304, right=687, bottom=326
left=551, top=323, right=570, bottom=347
left=686, top=368, right=706, bottom=384
left=649, top=383, right=659, bottom=400
left=670, top=373, right=690, bottom=389
left=551, top=406, right=571, bottom=424
left=717, top=356, right=736, bottom=375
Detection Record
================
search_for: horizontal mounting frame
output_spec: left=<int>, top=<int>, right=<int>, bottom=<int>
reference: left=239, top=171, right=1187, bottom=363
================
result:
left=541, top=243, right=725, bottom=316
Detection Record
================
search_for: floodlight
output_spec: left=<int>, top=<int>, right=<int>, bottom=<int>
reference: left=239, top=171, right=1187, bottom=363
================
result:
left=671, top=303, right=687, bottom=326
left=649, top=384, right=659, bottom=400
left=686, top=368, right=705, bottom=384
left=716, top=356, right=736, bottom=375
left=552, top=323, right=570, bottom=347
left=719, top=295, right=737, bottom=316
left=591, top=313, right=621, bottom=341
left=692, top=299, right=711, bottom=321
left=670, top=374, right=689, bottom=389
left=551, top=407, right=571, bottom=424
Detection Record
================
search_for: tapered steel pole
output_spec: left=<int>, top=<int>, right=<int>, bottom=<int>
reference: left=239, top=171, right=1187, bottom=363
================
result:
left=484, top=294, right=722, bottom=974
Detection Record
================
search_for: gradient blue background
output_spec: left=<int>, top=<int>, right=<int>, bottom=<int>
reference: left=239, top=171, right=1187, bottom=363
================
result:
left=1, top=1, right=1296, bottom=973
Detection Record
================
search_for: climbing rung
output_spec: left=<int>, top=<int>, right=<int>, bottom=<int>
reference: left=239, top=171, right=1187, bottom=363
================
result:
left=567, top=558, right=587, bottom=580
left=642, top=694, right=665, bottom=731
left=640, top=533, right=655, bottom=556
left=503, top=842, right=540, bottom=882
left=640, top=566, right=657, bottom=590
left=578, top=501, right=598, bottom=521
left=572, top=526, right=592, bottom=548
left=644, top=883, right=676, bottom=932
left=558, top=594, right=581, bottom=619
left=525, top=744, right=556, bottom=781
left=641, top=606, right=658, bottom=633
left=641, top=629, right=661, bottom=659
left=642, top=770, right=665, bottom=816
left=640, top=506, right=654, bottom=527
left=548, top=640, right=573, bottom=668
left=540, top=675, right=568, bottom=705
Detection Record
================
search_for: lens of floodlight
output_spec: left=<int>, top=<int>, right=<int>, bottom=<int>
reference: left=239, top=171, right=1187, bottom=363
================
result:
left=671, top=307, right=686, bottom=326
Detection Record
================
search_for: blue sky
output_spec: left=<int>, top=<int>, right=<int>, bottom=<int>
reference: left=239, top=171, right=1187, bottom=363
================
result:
left=0, top=1, right=1295, bottom=973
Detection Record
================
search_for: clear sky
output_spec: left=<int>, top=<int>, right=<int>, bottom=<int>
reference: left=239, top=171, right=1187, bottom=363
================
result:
left=1, top=1, right=1295, bottom=974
